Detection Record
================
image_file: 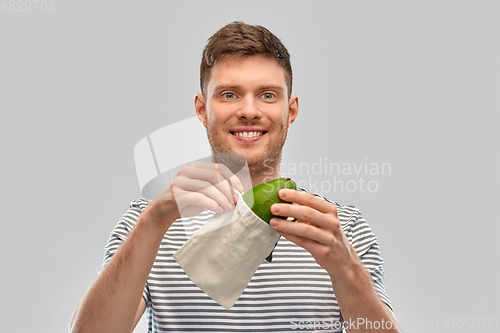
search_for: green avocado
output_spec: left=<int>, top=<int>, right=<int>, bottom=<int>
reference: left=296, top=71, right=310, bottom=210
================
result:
left=242, top=177, right=297, bottom=223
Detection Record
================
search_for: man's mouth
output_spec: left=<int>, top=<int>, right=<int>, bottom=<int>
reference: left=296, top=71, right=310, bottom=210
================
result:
left=230, top=131, right=266, bottom=138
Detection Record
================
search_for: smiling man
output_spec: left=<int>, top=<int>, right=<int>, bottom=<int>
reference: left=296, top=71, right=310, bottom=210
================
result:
left=71, top=22, right=401, bottom=333
left=195, top=53, right=298, bottom=186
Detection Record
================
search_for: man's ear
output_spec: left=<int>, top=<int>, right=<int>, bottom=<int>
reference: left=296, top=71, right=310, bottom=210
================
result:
left=287, top=95, right=299, bottom=127
left=194, top=93, right=208, bottom=128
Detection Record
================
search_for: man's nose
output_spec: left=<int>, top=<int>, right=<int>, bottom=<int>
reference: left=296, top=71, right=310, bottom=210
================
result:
left=236, top=96, right=262, bottom=120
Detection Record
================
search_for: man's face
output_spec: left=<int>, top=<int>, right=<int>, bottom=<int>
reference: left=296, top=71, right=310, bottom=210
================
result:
left=195, top=55, right=298, bottom=171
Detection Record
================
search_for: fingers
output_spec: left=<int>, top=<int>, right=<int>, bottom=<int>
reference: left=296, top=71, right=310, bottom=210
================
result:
left=172, top=177, right=235, bottom=212
left=278, top=189, right=338, bottom=215
left=177, top=191, right=227, bottom=215
left=271, top=203, right=338, bottom=232
left=212, top=163, right=245, bottom=202
left=191, top=162, right=244, bottom=190
left=270, top=216, right=336, bottom=246
left=176, top=167, right=234, bottom=204
left=170, top=161, right=245, bottom=217
left=181, top=162, right=244, bottom=197
left=269, top=190, right=340, bottom=246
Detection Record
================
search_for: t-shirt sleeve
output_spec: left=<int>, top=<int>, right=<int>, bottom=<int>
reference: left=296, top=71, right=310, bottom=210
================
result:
left=101, top=198, right=152, bottom=305
left=339, top=206, right=393, bottom=311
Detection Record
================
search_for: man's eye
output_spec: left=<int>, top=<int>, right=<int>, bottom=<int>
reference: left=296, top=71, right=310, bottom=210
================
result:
left=223, top=92, right=236, bottom=99
left=262, top=93, right=275, bottom=99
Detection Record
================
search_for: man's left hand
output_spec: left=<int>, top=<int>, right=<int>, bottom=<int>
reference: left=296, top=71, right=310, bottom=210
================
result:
left=269, top=189, right=358, bottom=275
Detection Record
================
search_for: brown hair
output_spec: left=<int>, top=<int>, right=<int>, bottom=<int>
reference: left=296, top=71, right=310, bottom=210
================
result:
left=200, top=21, right=293, bottom=98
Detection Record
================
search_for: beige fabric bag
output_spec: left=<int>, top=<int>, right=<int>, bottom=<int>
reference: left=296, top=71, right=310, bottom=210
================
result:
left=173, top=193, right=280, bottom=310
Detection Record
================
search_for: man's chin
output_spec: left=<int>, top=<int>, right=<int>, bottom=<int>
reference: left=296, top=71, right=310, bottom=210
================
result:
left=246, top=154, right=281, bottom=170
left=209, top=140, right=284, bottom=173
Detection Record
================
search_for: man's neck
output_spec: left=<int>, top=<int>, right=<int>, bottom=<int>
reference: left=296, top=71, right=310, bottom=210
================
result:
left=248, top=159, right=282, bottom=189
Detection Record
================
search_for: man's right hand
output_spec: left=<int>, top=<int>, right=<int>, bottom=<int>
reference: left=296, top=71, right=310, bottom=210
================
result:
left=70, top=161, right=244, bottom=333
left=146, top=161, right=244, bottom=230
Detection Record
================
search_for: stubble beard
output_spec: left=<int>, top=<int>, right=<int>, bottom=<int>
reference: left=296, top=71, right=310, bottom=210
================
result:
left=207, top=121, right=288, bottom=186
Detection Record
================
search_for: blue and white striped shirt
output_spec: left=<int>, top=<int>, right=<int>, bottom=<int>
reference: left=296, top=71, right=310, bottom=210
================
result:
left=103, top=187, right=392, bottom=332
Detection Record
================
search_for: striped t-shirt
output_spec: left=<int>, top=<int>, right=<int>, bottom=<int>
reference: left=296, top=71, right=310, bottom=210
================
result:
left=102, top=187, right=392, bottom=333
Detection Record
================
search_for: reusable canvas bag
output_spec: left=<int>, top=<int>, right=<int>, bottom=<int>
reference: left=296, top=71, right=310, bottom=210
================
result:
left=173, top=192, right=280, bottom=310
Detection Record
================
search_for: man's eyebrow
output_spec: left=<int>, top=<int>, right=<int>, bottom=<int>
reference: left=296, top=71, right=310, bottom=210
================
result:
left=212, top=84, right=285, bottom=93
left=213, top=84, right=242, bottom=92
left=258, top=84, right=285, bottom=92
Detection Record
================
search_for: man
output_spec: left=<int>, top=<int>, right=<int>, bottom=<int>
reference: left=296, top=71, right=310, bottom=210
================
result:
left=71, top=22, right=400, bottom=332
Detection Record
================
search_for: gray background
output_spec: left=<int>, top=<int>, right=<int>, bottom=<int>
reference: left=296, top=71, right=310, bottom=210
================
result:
left=1, top=1, right=499, bottom=332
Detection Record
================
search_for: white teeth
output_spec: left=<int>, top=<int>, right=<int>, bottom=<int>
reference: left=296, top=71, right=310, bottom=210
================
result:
left=233, top=131, right=263, bottom=138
